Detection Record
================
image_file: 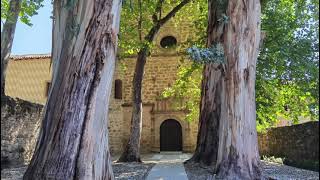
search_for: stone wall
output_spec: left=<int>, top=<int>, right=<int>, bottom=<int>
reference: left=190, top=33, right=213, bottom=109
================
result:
left=1, top=97, right=43, bottom=169
left=258, top=121, right=319, bottom=171
left=3, top=18, right=198, bottom=157
left=2, top=96, right=319, bottom=172
left=121, top=56, right=186, bottom=104
left=107, top=61, right=125, bottom=154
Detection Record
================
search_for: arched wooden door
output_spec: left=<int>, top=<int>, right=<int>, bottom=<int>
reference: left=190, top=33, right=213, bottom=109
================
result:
left=160, top=119, right=182, bottom=151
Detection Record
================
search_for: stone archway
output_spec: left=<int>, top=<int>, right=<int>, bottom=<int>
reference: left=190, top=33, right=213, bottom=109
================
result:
left=160, top=119, right=182, bottom=151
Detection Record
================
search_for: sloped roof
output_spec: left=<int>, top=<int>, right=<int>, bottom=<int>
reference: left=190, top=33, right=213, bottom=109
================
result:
left=10, top=54, right=51, bottom=60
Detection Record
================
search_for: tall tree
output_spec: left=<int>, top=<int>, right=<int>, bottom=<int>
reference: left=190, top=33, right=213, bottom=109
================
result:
left=256, top=0, right=319, bottom=129
left=118, top=0, right=191, bottom=162
left=163, top=0, right=319, bottom=133
left=1, top=0, right=43, bottom=97
left=164, top=0, right=318, bottom=176
left=183, top=0, right=262, bottom=178
left=1, top=0, right=22, bottom=97
left=23, top=0, right=122, bottom=179
left=201, top=0, right=262, bottom=178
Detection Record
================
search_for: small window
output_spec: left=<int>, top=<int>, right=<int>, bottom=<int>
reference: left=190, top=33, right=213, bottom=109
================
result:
left=45, top=82, right=51, bottom=97
left=160, top=36, right=177, bottom=48
left=115, top=79, right=122, bottom=99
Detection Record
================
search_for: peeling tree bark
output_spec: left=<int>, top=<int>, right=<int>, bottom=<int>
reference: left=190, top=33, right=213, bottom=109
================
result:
left=1, top=0, right=22, bottom=97
left=185, top=64, right=222, bottom=166
left=188, top=0, right=262, bottom=179
left=185, top=0, right=226, bottom=167
left=23, top=0, right=122, bottom=179
left=212, top=0, right=262, bottom=179
left=118, top=0, right=191, bottom=162
left=214, top=1, right=262, bottom=179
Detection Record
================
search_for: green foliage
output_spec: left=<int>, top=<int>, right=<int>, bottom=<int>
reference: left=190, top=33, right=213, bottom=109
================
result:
left=255, top=79, right=318, bottom=132
left=1, top=0, right=9, bottom=21
left=118, top=0, right=207, bottom=59
left=187, top=43, right=225, bottom=64
left=162, top=0, right=319, bottom=131
left=262, top=155, right=285, bottom=164
left=256, top=0, right=319, bottom=130
left=118, top=0, right=157, bottom=57
left=162, top=61, right=202, bottom=122
left=1, top=0, right=44, bottom=26
left=160, top=0, right=206, bottom=122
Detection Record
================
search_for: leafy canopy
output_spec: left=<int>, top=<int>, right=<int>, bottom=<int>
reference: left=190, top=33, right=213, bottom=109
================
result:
left=118, top=0, right=207, bottom=58
left=1, top=0, right=44, bottom=26
left=162, top=0, right=319, bottom=132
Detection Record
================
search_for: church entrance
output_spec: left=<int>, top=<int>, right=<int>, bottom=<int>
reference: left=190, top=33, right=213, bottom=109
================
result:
left=160, top=119, right=182, bottom=151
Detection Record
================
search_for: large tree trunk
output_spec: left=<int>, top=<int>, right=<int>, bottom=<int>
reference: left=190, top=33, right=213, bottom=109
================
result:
left=185, top=64, right=221, bottom=166
left=189, top=0, right=262, bottom=179
left=185, top=0, right=226, bottom=167
left=118, top=0, right=191, bottom=162
left=118, top=29, right=159, bottom=162
left=1, top=0, right=22, bottom=97
left=23, top=0, right=122, bottom=179
left=212, top=0, right=262, bottom=179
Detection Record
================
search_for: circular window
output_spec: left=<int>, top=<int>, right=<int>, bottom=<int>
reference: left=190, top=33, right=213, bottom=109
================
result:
left=160, top=36, right=177, bottom=49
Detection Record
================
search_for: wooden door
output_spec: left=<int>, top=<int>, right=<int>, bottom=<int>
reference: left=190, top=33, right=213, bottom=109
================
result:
left=160, top=119, right=182, bottom=151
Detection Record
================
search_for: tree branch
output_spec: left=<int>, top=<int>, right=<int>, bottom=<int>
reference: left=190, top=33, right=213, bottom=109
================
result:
left=152, top=0, right=164, bottom=24
left=138, top=0, right=142, bottom=41
left=144, top=0, right=191, bottom=45
left=159, top=0, right=191, bottom=26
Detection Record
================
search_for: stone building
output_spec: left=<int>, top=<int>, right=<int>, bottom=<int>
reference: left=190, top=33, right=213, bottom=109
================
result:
left=3, top=21, right=318, bottom=171
left=5, top=20, right=199, bottom=155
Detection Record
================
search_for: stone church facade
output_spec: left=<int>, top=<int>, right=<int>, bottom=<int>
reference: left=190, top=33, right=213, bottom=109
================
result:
left=5, top=20, right=199, bottom=155
left=3, top=20, right=318, bottom=171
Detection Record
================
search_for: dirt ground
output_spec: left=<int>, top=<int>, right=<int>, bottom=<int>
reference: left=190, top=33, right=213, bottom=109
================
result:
left=184, top=160, right=319, bottom=180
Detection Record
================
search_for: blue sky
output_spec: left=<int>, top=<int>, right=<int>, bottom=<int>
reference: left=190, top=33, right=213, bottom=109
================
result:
left=11, top=1, right=52, bottom=55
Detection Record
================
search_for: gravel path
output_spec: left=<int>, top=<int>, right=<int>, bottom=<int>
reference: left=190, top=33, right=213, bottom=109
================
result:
left=184, top=160, right=319, bottom=180
left=113, top=162, right=155, bottom=180
left=184, top=162, right=215, bottom=180
left=1, top=166, right=27, bottom=180
left=1, top=162, right=155, bottom=180
left=2, top=158, right=318, bottom=180
left=145, top=153, right=190, bottom=180
left=262, top=161, right=319, bottom=180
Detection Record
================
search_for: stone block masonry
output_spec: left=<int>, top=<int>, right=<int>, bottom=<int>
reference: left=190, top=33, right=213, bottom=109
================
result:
left=1, top=97, right=319, bottom=172
left=258, top=121, right=319, bottom=171
left=2, top=18, right=318, bottom=172
left=1, top=96, right=43, bottom=169
left=3, top=18, right=200, bottom=159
